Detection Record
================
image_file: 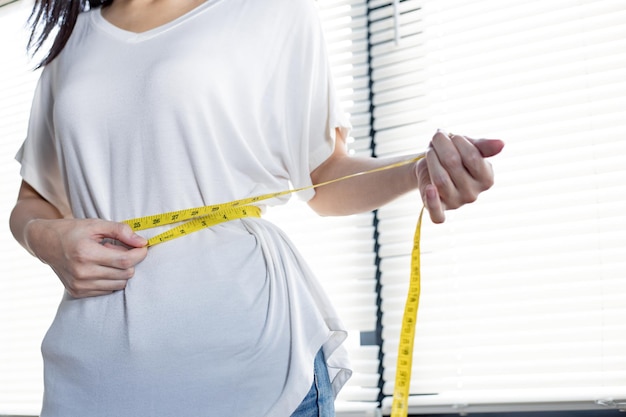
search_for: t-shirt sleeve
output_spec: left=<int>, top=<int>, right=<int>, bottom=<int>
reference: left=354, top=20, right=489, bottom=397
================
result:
left=15, top=66, right=72, bottom=217
left=286, top=0, right=352, bottom=202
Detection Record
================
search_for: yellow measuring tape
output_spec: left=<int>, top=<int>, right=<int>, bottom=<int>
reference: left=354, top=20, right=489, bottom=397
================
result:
left=123, top=153, right=426, bottom=416
left=390, top=206, right=424, bottom=417
left=123, top=153, right=424, bottom=247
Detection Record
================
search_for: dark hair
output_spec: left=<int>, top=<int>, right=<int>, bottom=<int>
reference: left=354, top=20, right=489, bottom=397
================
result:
left=28, top=0, right=112, bottom=67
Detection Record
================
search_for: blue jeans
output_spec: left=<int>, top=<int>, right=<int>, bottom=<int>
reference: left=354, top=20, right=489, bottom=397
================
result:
left=290, top=349, right=335, bottom=417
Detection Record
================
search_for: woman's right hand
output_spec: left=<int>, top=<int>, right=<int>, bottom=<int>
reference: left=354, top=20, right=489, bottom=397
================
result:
left=26, top=218, right=148, bottom=298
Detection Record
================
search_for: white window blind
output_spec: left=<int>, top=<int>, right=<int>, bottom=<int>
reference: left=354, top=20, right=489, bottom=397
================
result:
left=371, top=0, right=626, bottom=414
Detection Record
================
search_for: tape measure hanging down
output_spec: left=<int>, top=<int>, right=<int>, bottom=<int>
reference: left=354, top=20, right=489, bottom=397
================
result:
left=122, top=152, right=426, bottom=416
left=390, top=206, right=424, bottom=417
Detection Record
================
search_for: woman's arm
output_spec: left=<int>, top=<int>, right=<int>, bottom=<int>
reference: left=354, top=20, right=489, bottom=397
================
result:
left=308, top=129, right=504, bottom=222
left=10, top=181, right=63, bottom=255
left=10, top=181, right=148, bottom=298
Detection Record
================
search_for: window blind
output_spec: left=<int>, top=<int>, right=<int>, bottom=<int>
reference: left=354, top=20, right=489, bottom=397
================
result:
left=370, top=0, right=626, bottom=414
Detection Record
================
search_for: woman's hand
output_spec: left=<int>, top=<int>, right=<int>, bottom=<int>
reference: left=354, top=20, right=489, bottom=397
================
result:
left=26, top=217, right=148, bottom=298
left=417, top=131, right=505, bottom=223
left=10, top=181, right=148, bottom=298
left=309, top=128, right=504, bottom=218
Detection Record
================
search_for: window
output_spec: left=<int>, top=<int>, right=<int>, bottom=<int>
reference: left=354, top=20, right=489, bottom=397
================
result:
left=371, top=0, right=626, bottom=414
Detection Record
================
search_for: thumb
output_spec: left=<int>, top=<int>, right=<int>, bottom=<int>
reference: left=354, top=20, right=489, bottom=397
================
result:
left=103, top=222, right=148, bottom=248
left=468, top=138, right=505, bottom=158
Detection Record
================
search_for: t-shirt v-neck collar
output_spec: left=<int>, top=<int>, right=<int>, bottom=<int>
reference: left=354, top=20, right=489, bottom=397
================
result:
left=91, top=0, right=221, bottom=42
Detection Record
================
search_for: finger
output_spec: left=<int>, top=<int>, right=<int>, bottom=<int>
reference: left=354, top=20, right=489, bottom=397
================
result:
left=102, top=242, right=128, bottom=251
left=440, top=129, right=504, bottom=158
left=67, top=290, right=117, bottom=299
left=430, top=132, right=471, bottom=194
left=423, top=147, right=455, bottom=207
left=66, top=281, right=133, bottom=298
left=424, top=184, right=445, bottom=224
left=69, top=276, right=131, bottom=293
left=96, top=222, right=147, bottom=248
left=85, top=278, right=130, bottom=291
left=467, top=138, right=505, bottom=158
left=70, top=259, right=137, bottom=282
left=416, top=159, right=445, bottom=223
left=449, top=134, right=493, bottom=182
left=63, top=264, right=132, bottom=297
left=76, top=237, right=148, bottom=271
left=100, top=246, right=148, bottom=272
left=67, top=241, right=146, bottom=280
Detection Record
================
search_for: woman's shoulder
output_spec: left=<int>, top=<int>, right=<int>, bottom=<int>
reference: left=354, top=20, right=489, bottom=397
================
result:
left=270, top=0, right=322, bottom=24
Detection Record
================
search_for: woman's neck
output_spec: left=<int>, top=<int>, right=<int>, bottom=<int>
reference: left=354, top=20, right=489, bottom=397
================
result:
left=101, top=0, right=206, bottom=33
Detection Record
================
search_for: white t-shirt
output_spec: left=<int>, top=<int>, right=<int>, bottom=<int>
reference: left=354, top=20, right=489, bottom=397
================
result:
left=16, top=0, right=352, bottom=415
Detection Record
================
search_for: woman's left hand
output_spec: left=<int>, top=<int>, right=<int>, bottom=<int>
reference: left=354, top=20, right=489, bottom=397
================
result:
left=416, top=130, right=505, bottom=223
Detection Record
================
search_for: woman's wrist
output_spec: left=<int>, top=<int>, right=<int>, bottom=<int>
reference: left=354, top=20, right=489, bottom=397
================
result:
left=23, top=218, right=50, bottom=260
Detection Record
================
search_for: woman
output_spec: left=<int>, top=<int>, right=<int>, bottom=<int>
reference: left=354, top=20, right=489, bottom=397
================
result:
left=9, top=0, right=504, bottom=415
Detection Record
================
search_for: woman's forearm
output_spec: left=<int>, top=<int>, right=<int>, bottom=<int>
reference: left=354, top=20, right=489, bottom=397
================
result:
left=10, top=181, right=64, bottom=257
left=308, top=152, right=419, bottom=216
